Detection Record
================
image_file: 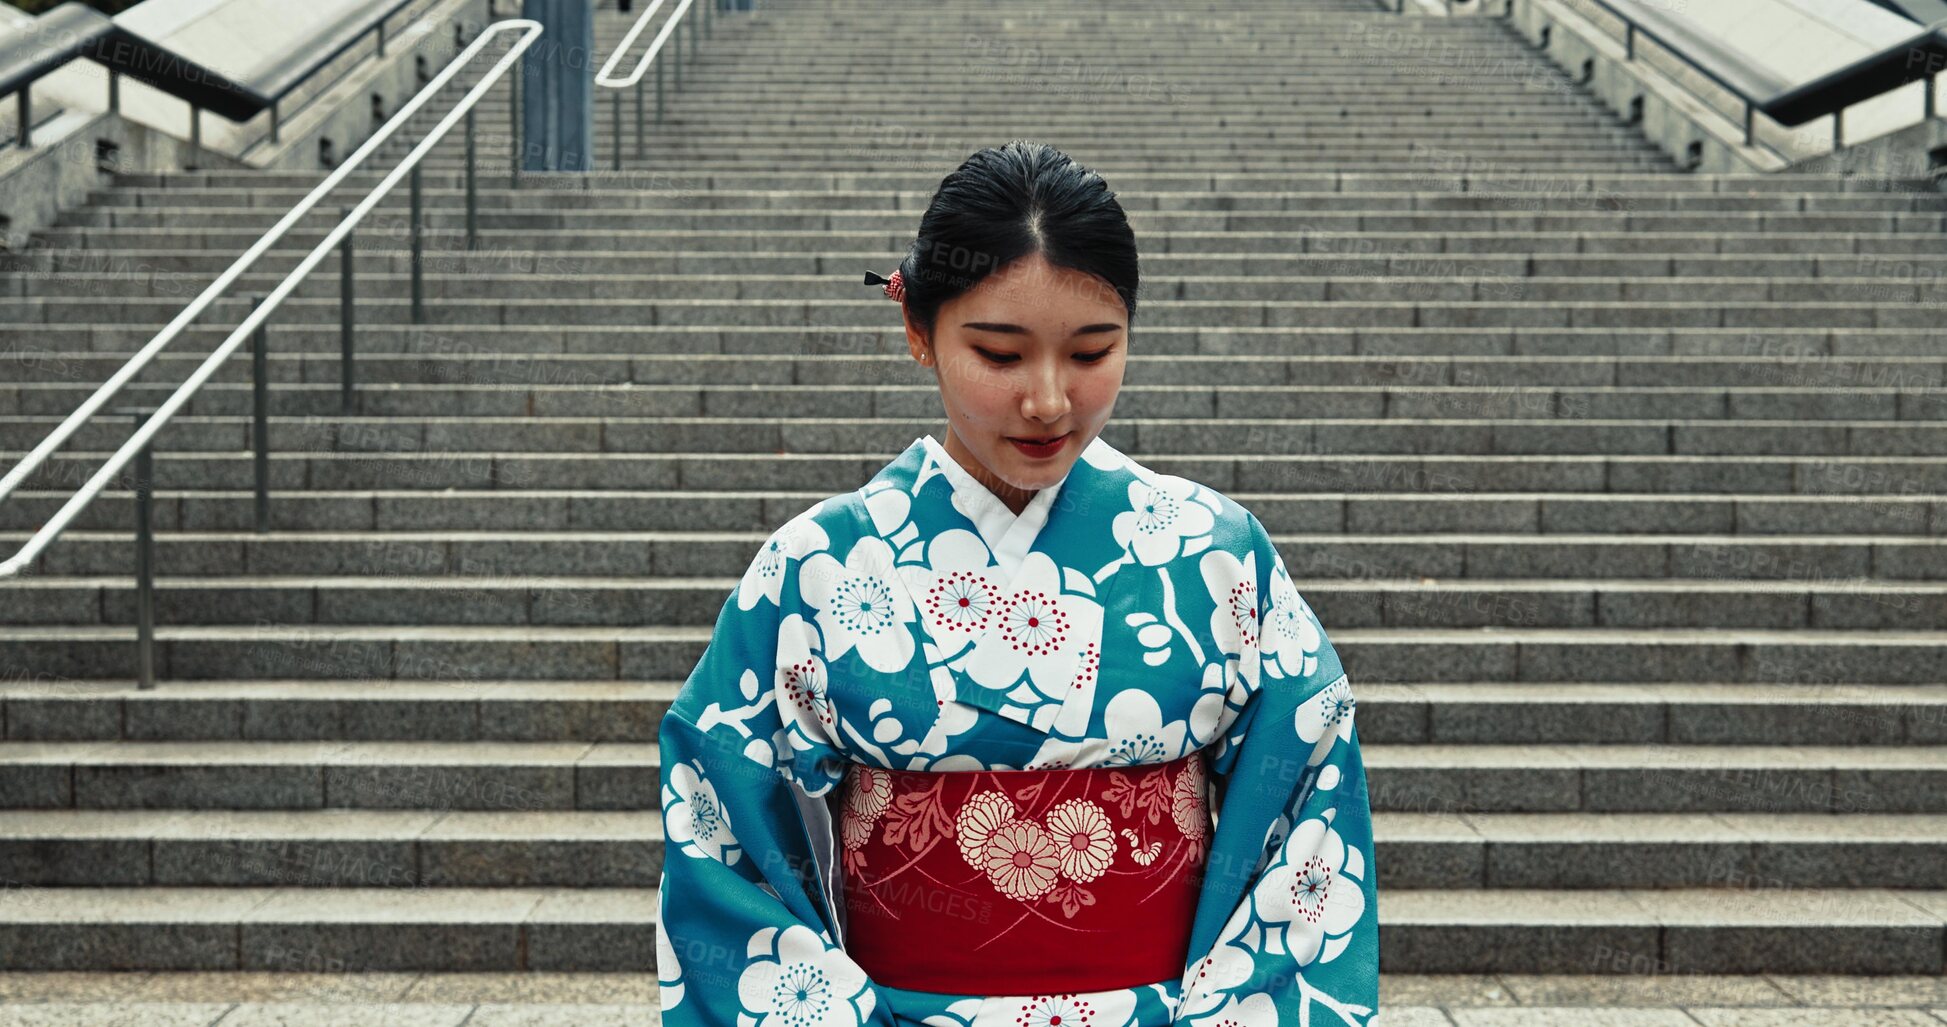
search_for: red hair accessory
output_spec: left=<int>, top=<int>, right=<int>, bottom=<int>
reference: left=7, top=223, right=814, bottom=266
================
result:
left=862, top=268, right=905, bottom=302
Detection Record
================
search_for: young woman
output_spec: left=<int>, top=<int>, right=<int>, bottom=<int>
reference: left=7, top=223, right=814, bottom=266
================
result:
left=655, top=140, right=1379, bottom=1027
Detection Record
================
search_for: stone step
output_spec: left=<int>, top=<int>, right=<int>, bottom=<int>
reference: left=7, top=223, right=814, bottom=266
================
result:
left=10, top=450, right=1947, bottom=496
left=7, top=354, right=1947, bottom=392
left=4, top=623, right=1947, bottom=685
left=20, top=251, right=1937, bottom=280
left=0, top=884, right=1934, bottom=972
left=72, top=185, right=1947, bottom=213
left=0, top=678, right=1939, bottom=746
left=0, top=808, right=666, bottom=886
left=6, top=296, right=1942, bottom=330
left=0, top=733, right=1942, bottom=811
left=13, top=271, right=1947, bottom=306
left=13, top=414, right=1947, bottom=457
left=0, top=807, right=1937, bottom=889
left=3, top=323, right=1939, bottom=358
left=102, top=208, right=1931, bottom=247
left=0, top=885, right=656, bottom=970
left=25, top=228, right=1947, bottom=258
left=0, top=738, right=655, bottom=810
left=8, top=574, right=1947, bottom=631
left=96, top=170, right=1936, bottom=191
left=1, top=488, right=1937, bottom=536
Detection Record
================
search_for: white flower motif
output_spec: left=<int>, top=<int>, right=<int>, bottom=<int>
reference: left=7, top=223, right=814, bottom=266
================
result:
left=664, top=759, right=740, bottom=866
left=1176, top=939, right=1256, bottom=1022
left=1250, top=813, right=1367, bottom=966
left=775, top=613, right=839, bottom=757
left=974, top=988, right=1139, bottom=1027
left=1296, top=674, right=1358, bottom=756
left=1183, top=991, right=1278, bottom=1027
left=906, top=528, right=1004, bottom=653
left=982, top=819, right=1060, bottom=900
left=1201, top=547, right=1258, bottom=662
left=1260, top=567, right=1323, bottom=681
left=958, top=553, right=1106, bottom=735
left=1098, top=688, right=1190, bottom=765
left=1111, top=476, right=1218, bottom=567
left=738, top=923, right=877, bottom=1027
left=957, top=789, right=1018, bottom=868
left=1044, top=799, right=1115, bottom=882
left=799, top=536, right=917, bottom=675
left=739, top=507, right=832, bottom=612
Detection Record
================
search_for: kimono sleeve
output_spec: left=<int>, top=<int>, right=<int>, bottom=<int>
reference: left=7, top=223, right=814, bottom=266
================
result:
left=1173, top=511, right=1380, bottom=1027
left=655, top=528, right=896, bottom=1027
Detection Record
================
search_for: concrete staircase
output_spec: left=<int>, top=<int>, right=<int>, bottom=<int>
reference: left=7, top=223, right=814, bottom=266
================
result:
left=2, top=0, right=1946, bottom=980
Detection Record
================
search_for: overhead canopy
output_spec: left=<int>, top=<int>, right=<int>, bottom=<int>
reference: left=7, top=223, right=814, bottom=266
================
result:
left=114, top=0, right=408, bottom=106
left=1606, top=0, right=1947, bottom=126
left=0, top=0, right=416, bottom=123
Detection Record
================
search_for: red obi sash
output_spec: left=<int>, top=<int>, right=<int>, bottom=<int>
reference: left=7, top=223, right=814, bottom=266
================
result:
left=837, top=749, right=1212, bottom=995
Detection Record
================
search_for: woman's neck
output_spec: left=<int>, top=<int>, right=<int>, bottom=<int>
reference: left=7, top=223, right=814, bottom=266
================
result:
left=941, top=431, right=1036, bottom=515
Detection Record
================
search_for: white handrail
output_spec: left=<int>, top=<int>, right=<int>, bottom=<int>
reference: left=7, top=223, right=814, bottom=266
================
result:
left=0, top=18, right=547, bottom=581
left=595, top=0, right=697, bottom=89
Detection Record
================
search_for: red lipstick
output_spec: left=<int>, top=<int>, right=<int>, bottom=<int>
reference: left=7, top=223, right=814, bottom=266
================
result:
left=1007, top=432, right=1071, bottom=459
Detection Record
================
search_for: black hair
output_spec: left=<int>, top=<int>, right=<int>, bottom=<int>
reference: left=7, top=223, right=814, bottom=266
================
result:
left=894, top=140, right=1139, bottom=340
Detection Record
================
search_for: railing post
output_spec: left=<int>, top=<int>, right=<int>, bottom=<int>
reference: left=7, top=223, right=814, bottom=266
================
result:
left=510, top=59, right=522, bottom=189
left=1927, top=73, right=1938, bottom=122
left=466, top=108, right=479, bottom=249
left=613, top=89, right=623, bottom=171
left=378, top=19, right=388, bottom=57
left=108, top=69, right=120, bottom=115
left=250, top=295, right=270, bottom=533
left=658, top=58, right=666, bottom=122
left=341, top=206, right=356, bottom=413
left=410, top=163, right=425, bottom=324
left=675, top=22, right=683, bottom=91
left=1624, top=23, right=1634, bottom=60
left=270, top=99, right=282, bottom=144
left=120, top=407, right=156, bottom=691
left=15, top=87, right=28, bottom=148
left=1832, top=107, right=1843, bottom=152
left=188, top=104, right=202, bottom=168
left=635, top=75, right=645, bottom=158
left=1742, top=103, right=1754, bottom=146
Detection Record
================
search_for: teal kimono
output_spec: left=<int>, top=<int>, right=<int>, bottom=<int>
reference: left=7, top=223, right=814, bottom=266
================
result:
left=655, top=433, right=1379, bottom=1026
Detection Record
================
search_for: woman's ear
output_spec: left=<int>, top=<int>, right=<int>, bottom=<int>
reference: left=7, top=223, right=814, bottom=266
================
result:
left=903, top=306, right=932, bottom=366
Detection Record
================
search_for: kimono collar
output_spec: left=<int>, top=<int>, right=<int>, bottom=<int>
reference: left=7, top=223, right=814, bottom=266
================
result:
left=916, top=433, right=1070, bottom=583
left=854, top=434, right=1148, bottom=738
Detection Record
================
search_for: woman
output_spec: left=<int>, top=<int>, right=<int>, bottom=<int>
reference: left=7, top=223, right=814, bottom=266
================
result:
left=655, top=140, right=1379, bottom=1027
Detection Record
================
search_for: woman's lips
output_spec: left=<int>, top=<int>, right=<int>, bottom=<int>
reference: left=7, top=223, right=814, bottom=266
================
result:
left=1007, top=432, right=1071, bottom=457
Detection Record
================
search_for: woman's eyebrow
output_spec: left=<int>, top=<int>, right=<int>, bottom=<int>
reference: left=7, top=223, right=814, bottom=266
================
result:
left=959, top=321, right=1124, bottom=335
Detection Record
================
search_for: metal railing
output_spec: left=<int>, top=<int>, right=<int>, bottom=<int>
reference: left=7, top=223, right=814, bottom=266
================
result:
left=0, top=18, right=546, bottom=688
left=594, top=0, right=756, bottom=171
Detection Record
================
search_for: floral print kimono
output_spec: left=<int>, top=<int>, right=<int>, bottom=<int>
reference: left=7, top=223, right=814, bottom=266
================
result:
left=655, top=433, right=1379, bottom=1027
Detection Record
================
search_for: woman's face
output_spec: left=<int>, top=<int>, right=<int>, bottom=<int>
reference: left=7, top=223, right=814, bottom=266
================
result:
left=903, top=250, right=1128, bottom=513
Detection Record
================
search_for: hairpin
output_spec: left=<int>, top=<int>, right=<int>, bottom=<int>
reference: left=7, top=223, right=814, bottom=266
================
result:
left=862, top=268, right=905, bottom=302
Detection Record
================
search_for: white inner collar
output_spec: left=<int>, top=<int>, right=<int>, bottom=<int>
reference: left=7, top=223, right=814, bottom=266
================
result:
left=920, top=434, right=1072, bottom=579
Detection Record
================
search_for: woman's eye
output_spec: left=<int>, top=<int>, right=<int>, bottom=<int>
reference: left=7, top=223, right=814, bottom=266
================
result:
left=1076, top=348, right=1114, bottom=363
left=975, top=347, right=1019, bottom=364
